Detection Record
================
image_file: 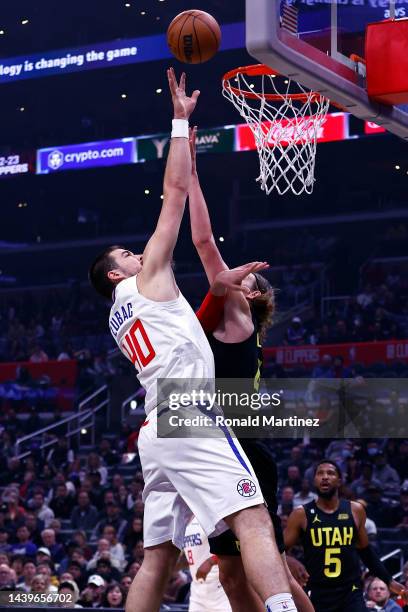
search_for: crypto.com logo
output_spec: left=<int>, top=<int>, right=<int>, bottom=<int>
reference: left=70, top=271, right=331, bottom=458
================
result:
left=48, top=150, right=64, bottom=170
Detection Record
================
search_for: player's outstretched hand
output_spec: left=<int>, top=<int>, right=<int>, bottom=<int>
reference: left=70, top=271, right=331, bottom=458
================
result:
left=167, top=67, right=200, bottom=120
left=213, top=261, right=269, bottom=295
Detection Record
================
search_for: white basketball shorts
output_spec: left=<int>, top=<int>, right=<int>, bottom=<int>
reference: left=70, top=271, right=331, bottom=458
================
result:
left=189, top=579, right=232, bottom=612
left=138, top=407, right=264, bottom=550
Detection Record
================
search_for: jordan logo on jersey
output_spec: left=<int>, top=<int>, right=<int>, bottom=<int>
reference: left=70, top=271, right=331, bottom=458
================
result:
left=312, top=515, right=321, bottom=524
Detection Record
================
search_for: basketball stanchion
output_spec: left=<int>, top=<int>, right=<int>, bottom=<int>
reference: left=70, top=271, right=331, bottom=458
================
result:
left=222, top=64, right=330, bottom=196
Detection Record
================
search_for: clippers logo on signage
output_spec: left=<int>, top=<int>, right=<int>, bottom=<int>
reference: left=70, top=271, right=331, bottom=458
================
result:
left=0, top=152, right=34, bottom=177
left=236, top=113, right=348, bottom=151
left=266, top=340, right=408, bottom=368
left=364, top=121, right=387, bottom=135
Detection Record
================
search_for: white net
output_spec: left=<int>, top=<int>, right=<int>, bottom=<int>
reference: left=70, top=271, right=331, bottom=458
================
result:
left=222, top=67, right=330, bottom=196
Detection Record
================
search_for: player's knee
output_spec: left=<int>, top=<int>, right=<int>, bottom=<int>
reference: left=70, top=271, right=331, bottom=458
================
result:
left=225, top=504, right=273, bottom=539
left=142, top=542, right=179, bottom=575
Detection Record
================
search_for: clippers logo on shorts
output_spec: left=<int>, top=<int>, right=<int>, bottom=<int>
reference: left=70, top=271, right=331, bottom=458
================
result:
left=237, top=478, right=257, bottom=497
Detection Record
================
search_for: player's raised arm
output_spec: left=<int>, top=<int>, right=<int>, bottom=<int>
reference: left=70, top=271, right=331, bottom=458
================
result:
left=284, top=506, right=306, bottom=550
left=140, top=69, right=200, bottom=285
left=188, top=126, right=228, bottom=285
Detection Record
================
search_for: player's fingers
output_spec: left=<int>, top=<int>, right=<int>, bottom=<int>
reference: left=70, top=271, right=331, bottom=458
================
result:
left=239, top=261, right=266, bottom=273
left=180, top=71, right=186, bottom=91
left=191, top=89, right=201, bottom=103
left=247, top=261, right=269, bottom=274
left=167, top=68, right=177, bottom=95
left=237, top=261, right=258, bottom=270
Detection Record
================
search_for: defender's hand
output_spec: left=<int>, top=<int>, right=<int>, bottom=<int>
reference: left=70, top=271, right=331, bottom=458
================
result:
left=213, top=261, right=269, bottom=294
left=167, top=68, right=200, bottom=120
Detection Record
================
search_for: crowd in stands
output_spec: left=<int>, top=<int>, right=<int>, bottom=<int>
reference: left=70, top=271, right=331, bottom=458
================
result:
left=0, top=426, right=407, bottom=608
left=0, top=285, right=110, bottom=364
left=285, top=262, right=408, bottom=346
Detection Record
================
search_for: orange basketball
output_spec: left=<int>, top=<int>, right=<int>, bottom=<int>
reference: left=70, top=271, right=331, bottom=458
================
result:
left=167, top=10, right=221, bottom=64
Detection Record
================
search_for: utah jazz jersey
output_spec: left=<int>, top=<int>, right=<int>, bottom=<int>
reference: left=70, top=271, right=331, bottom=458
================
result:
left=207, top=323, right=262, bottom=384
left=302, top=499, right=361, bottom=589
left=207, top=314, right=285, bottom=556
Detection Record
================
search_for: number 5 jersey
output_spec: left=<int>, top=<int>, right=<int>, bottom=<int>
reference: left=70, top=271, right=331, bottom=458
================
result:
left=302, top=499, right=361, bottom=590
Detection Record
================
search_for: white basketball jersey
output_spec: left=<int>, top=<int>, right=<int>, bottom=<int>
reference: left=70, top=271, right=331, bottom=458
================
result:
left=109, top=275, right=214, bottom=415
left=184, top=517, right=219, bottom=585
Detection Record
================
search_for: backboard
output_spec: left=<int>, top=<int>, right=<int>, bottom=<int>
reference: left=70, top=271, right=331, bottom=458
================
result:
left=246, top=0, right=408, bottom=139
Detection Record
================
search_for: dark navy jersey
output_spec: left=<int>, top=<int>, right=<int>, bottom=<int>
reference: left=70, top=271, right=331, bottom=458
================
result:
left=302, top=499, right=362, bottom=589
left=208, top=317, right=278, bottom=509
left=207, top=326, right=262, bottom=384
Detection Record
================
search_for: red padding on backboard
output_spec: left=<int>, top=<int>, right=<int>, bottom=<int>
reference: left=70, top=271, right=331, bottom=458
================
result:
left=366, top=18, right=408, bottom=105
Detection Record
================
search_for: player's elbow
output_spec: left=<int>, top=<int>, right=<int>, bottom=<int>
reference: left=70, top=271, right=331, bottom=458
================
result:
left=164, top=175, right=189, bottom=196
left=193, top=234, right=214, bottom=249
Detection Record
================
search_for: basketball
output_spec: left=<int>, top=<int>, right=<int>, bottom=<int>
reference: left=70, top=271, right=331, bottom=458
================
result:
left=167, top=10, right=221, bottom=64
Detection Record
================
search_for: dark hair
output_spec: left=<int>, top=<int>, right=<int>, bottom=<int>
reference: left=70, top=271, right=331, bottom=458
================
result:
left=67, top=560, right=82, bottom=570
left=101, top=582, right=125, bottom=608
left=58, top=581, right=75, bottom=592
left=252, top=273, right=276, bottom=342
left=314, top=460, right=342, bottom=478
left=89, top=245, right=125, bottom=299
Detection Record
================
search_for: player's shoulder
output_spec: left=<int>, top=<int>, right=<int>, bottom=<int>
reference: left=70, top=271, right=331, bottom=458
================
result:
left=291, top=504, right=308, bottom=522
left=349, top=500, right=367, bottom=529
left=350, top=500, right=366, bottom=518
left=111, top=276, right=136, bottom=305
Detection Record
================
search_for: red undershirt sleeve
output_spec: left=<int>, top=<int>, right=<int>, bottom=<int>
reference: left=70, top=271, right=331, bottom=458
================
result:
left=196, top=291, right=226, bottom=333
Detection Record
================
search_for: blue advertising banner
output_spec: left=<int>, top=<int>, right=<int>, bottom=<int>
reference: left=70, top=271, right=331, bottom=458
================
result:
left=0, top=23, right=245, bottom=84
left=36, top=138, right=136, bottom=174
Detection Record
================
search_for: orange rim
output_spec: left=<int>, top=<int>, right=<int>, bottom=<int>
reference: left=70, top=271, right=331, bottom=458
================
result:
left=223, top=64, right=324, bottom=103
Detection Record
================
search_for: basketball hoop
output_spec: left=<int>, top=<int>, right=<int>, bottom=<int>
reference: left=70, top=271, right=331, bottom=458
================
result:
left=222, top=64, right=330, bottom=196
